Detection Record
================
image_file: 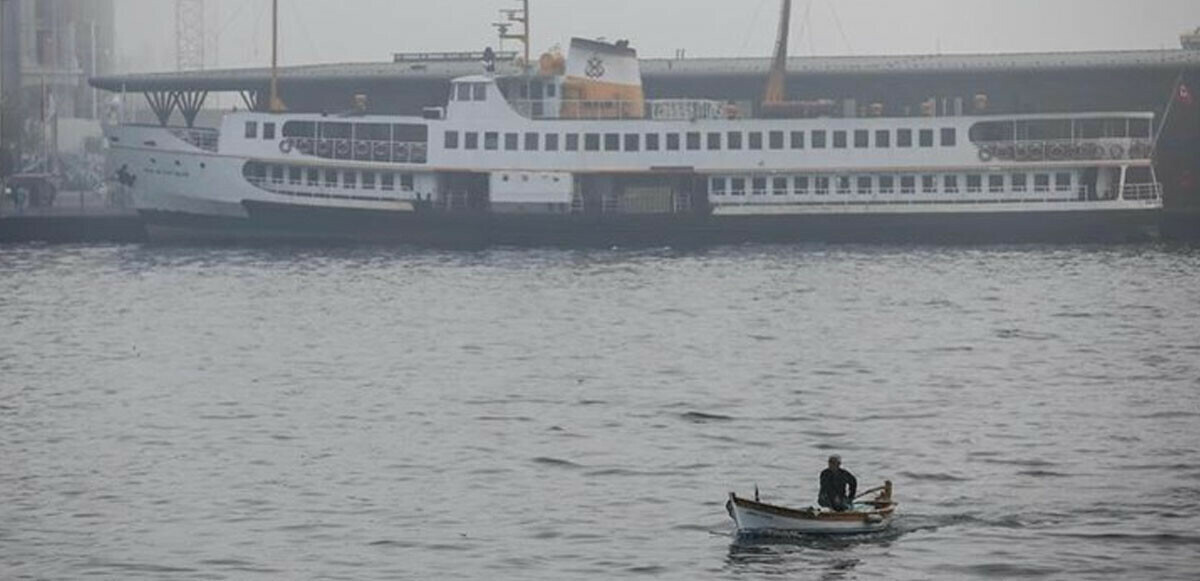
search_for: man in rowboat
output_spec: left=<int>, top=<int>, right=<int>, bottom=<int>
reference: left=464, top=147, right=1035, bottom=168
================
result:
left=818, top=455, right=857, bottom=511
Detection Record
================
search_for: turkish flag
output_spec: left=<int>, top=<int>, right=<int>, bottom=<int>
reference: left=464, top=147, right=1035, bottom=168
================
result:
left=1179, top=83, right=1195, bottom=107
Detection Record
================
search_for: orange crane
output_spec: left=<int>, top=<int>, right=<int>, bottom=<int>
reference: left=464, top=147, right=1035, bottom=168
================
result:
left=761, top=0, right=836, bottom=118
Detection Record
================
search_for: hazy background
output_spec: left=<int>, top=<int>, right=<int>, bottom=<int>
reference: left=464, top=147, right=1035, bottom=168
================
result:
left=112, top=0, right=1200, bottom=74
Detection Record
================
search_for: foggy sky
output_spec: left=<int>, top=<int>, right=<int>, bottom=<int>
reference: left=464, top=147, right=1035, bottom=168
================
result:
left=112, top=0, right=1200, bottom=74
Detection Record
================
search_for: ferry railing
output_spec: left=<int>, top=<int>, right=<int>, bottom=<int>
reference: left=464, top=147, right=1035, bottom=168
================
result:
left=709, top=184, right=1163, bottom=206
left=284, top=137, right=427, bottom=164
left=975, top=138, right=1153, bottom=162
left=168, top=127, right=219, bottom=152
left=1122, top=183, right=1162, bottom=201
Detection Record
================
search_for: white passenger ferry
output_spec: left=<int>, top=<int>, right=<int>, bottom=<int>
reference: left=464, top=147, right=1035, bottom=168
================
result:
left=103, top=8, right=1163, bottom=244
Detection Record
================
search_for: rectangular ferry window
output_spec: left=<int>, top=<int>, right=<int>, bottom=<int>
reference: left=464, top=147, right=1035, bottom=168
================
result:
left=858, top=176, right=873, bottom=194
left=324, top=169, right=338, bottom=187
left=244, top=121, right=258, bottom=139
left=604, top=133, right=620, bottom=151
left=444, top=131, right=459, bottom=149
left=941, top=128, right=956, bottom=147
left=400, top=174, right=414, bottom=191
left=363, top=171, right=376, bottom=190
left=456, top=84, right=471, bottom=101
left=472, top=83, right=487, bottom=101
left=922, top=175, right=937, bottom=193
left=271, top=165, right=284, bottom=184
left=667, top=133, right=681, bottom=151
left=381, top=173, right=395, bottom=191
left=748, top=132, right=763, bottom=150
left=282, top=121, right=315, bottom=138
left=815, top=176, right=829, bottom=195
left=484, top=132, right=499, bottom=150
left=967, top=174, right=983, bottom=193
left=854, top=130, right=869, bottom=148
left=919, top=129, right=934, bottom=147
left=773, top=177, right=789, bottom=195
left=727, top=131, right=742, bottom=150
left=769, top=131, right=784, bottom=150
left=464, top=132, right=478, bottom=150
left=525, top=132, right=539, bottom=151
left=686, top=132, right=701, bottom=150
left=833, top=131, right=847, bottom=149
left=811, top=130, right=827, bottom=149
left=790, top=131, right=805, bottom=149
left=505, top=133, right=519, bottom=151
left=393, top=124, right=427, bottom=143
left=545, top=133, right=559, bottom=151
left=944, top=174, right=959, bottom=193
left=645, top=134, right=660, bottom=151
left=263, top=122, right=276, bottom=140
left=900, top=175, right=915, bottom=194
left=707, top=132, right=721, bottom=151
left=625, top=133, right=640, bottom=152
left=752, top=177, right=767, bottom=195
left=320, top=122, right=352, bottom=139
left=288, top=166, right=302, bottom=185
left=1055, top=172, right=1072, bottom=191
left=584, top=133, right=600, bottom=151
left=344, top=171, right=357, bottom=189
left=711, top=177, right=727, bottom=196
left=837, top=176, right=851, bottom=194
left=566, top=133, right=580, bottom=151
left=1012, top=173, right=1027, bottom=192
left=306, top=168, right=319, bottom=186
left=989, top=174, right=1004, bottom=193
left=879, top=175, right=894, bottom=194
left=897, top=129, right=912, bottom=147
left=794, top=176, right=809, bottom=194
left=730, top=178, right=746, bottom=196
left=875, top=130, right=890, bottom=148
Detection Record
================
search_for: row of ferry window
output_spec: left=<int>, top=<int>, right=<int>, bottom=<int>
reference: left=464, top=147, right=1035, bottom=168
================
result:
left=244, top=162, right=416, bottom=191
left=710, top=172, right=1076, bottom=196
left=244, top=120, right=430, bottom=142
left=442, top=127, right=958, bottom=152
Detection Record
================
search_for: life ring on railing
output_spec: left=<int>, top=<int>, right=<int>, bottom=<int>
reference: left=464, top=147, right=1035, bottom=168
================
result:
left=355, top=141, right=370, bottom=158
left=335, top=140, right=350, bottom=157
left=316, top=139, right=332, bottom=157
left=373, top=142, right=390, bottom=160
left=279, top=138, right=294, bottom=154
left=393, top=143, right=409, bottom=161
left=296, top=138, right=314, bottom=155
left=1108, top=144, right=1125, bottom=160
left=1048, top=144, right=1067, bottom=160
left=977, top=146, right=993, bottom=162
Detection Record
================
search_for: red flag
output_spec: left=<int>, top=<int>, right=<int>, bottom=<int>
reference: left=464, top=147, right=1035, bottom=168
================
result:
left=1179, top=83, right=1195, bottom=107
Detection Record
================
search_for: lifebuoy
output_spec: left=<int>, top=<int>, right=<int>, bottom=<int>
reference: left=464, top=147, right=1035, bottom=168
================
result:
left=296, top=138, right=314, bottom=155
left=355, top=141, right=370, bottom=158
left=1048, top=144, right=1067, bottom=160
left=977, top=147, right=993, bottom=162
left=317, top=140, right=332, bottom=157
left=335, top=140, right=350, bottom=157
left=373, top=142, right=390, bottom=160
left=1108, top=144, right=1125, bottom=160
left=278, top=138, right=294, bottom=154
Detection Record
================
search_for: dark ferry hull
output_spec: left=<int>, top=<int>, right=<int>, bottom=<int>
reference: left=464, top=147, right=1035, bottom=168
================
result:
left=139, top=202, right=1161, bottom=246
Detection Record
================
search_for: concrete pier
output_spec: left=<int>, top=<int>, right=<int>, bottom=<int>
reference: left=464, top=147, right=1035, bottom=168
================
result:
left=0, top=191, right=146, bottom=243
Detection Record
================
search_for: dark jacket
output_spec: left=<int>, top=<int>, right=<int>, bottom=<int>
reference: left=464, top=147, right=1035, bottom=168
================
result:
left=818, top=467, right=857, bottom=503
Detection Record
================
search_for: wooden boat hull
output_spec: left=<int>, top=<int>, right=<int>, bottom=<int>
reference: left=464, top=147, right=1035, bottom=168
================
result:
left=726, top=493, right=896, bottom=535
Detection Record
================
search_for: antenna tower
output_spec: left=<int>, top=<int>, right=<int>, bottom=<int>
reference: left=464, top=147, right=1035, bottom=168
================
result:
left=176, top=0, right=206, bottom=71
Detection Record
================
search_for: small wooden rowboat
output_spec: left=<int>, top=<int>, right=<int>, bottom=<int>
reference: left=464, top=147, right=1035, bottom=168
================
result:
left=726, top=481, right=897, bottom=535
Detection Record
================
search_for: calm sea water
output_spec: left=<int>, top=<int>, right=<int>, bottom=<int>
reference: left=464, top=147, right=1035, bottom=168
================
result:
left=2, top=242, right=1199, bottom=580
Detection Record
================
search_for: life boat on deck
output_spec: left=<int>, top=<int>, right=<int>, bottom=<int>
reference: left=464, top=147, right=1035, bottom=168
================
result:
left=726, top=480, right=897, bottom=535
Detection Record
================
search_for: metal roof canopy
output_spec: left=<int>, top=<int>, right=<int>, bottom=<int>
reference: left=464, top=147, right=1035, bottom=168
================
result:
left=90, top=49, right=1200, bottom=93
